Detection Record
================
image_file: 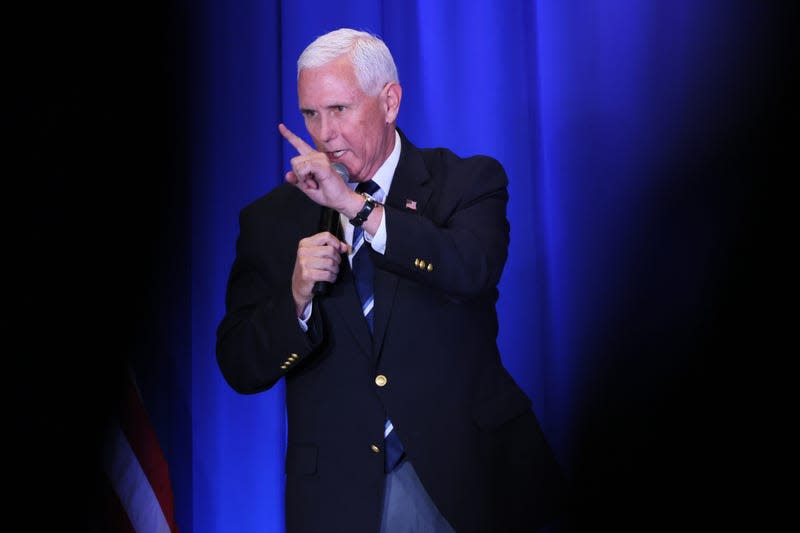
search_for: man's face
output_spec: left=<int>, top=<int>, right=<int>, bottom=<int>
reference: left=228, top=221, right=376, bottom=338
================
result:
left=298, top=55, right=397, bottom=182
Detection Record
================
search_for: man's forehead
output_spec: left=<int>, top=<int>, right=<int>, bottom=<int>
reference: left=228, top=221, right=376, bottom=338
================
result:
left=298, top=62, right=366, bottom=106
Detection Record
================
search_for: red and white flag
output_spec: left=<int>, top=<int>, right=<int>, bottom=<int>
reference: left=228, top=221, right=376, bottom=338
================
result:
left=103, top=367, right=180, bottom=533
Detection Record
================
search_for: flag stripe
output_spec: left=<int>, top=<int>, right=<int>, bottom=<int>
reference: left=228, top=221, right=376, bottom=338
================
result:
left=103, top=451, right=142, bottom=533
left=117, top=369, right=179, bottom=532
left=105, top=418, right=173, bottom=533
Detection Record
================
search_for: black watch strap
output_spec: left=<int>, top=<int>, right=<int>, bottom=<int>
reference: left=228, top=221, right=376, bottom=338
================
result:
left=349, top=193, right=378, bottom=227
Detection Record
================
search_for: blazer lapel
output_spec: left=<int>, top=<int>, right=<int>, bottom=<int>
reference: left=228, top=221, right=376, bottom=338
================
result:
left=372, top=131, right=433, bottom=357
left=315, top=212, right=373, bottom=359
left=326, top=263, right=374, bottom=358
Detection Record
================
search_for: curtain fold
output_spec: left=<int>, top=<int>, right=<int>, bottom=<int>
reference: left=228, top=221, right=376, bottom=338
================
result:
left=187, top=1, right=782, bottom=530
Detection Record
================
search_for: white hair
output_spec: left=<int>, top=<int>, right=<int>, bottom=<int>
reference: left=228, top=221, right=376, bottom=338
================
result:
left=297, top=28, right=399, bottom=96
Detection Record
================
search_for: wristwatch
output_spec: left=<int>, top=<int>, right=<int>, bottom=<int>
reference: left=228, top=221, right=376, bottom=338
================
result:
left=349, top=192, right=379, bottom=227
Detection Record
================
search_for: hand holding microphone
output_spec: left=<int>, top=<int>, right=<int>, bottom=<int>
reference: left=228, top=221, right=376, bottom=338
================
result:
left=279, top=123, right=353, bottom=307
left=313, top=162, right=349, bottom=295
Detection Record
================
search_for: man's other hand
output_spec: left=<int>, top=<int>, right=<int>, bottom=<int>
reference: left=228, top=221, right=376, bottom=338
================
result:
left=291, top=231, right=349, bottom=315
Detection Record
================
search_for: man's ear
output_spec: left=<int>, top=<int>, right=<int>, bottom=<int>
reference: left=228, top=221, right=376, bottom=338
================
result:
left=383, top=82, right=402, bottom=123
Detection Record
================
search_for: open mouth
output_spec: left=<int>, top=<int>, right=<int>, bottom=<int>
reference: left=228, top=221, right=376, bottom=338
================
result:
left=328, top=150, right=346, bottom=160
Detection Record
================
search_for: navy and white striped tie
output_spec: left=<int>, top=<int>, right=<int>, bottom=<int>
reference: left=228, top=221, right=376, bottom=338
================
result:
left=352, top=181, right=405, bottom=472
left=351, top=180, right=380, bottom=331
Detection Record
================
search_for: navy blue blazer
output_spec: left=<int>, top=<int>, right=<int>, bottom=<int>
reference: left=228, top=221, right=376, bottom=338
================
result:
left=217, top=131, right=565, bottom=532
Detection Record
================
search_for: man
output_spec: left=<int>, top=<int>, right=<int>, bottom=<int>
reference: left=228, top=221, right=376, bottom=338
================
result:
left=217, top=28, right=565, bottom=532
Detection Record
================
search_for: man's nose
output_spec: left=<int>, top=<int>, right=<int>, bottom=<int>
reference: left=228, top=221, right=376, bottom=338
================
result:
left=319, top=114, right=337, bottom=143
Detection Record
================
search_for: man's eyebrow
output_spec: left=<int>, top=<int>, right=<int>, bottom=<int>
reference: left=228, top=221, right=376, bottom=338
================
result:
left=300, top=103, right=348, bottom=113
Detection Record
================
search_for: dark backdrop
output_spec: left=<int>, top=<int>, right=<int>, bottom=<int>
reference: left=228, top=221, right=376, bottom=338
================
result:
left=8, top=1, right=189, bottom=530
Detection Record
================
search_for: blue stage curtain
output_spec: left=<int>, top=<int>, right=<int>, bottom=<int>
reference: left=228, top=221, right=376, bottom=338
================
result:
left=186, top=1, right=783, bottom=530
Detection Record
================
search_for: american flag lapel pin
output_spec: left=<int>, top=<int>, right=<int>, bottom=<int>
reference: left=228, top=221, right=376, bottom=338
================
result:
left=405, top=199, right=417, bottom=211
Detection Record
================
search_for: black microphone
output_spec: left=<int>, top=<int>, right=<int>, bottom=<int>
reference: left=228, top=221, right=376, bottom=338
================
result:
left=312, top=162, right=350, bottom=296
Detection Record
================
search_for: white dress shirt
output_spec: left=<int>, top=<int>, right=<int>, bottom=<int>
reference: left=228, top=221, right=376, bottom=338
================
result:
left=298, top=130, right=402, bottom=328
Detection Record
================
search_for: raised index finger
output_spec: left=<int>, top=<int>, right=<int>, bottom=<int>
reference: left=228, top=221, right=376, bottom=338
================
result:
left=278, top=123, right=315, bottom=155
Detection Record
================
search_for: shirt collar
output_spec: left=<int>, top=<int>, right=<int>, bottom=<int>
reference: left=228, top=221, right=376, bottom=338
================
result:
left=348, top=129, right=401, bottom=202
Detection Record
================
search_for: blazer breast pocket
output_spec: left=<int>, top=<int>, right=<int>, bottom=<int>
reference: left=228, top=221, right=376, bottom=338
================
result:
left=285, top=442, right=318, bottom=476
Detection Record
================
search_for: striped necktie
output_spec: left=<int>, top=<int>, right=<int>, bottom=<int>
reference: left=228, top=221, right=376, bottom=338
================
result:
left=351, top=180, right=381, bottom=331
left=351, top=181, right=405, bottom=472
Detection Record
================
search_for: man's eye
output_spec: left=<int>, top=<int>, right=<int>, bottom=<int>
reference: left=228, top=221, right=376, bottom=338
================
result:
left=334, top=106, right=345, bottom=112
left=302, top=110, right=316, bottom=118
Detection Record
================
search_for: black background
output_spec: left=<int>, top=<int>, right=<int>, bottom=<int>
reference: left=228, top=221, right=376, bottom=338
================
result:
left=8, top=2, right=188, bottom=530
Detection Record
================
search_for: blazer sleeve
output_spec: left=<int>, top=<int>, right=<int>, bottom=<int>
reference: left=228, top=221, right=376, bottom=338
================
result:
left=216, top=202, right=323, bottom=394
left=373, top=155, right=510, bottom=300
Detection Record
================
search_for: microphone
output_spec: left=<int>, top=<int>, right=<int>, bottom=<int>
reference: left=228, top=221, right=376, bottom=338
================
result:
left=312, top=162, right=350, bottom=296
left=330, top=161, right=350, bottom=182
